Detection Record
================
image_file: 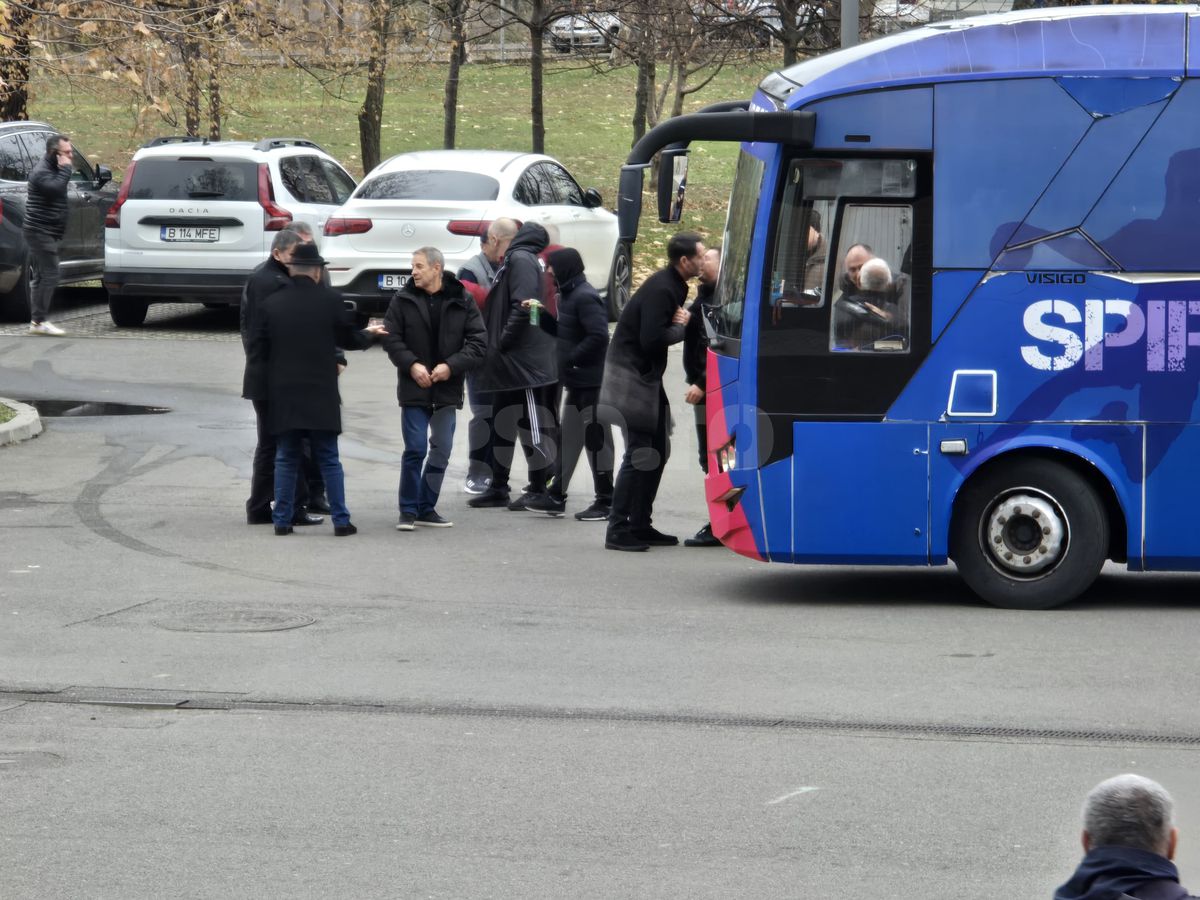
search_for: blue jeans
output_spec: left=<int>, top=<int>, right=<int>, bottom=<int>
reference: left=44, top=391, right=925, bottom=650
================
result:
left=400, top=405, right=457, bottom=516
left=274, top=430, right=350, bottom=527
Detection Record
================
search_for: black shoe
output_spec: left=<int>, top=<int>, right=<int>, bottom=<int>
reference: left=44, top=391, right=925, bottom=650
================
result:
left=468, top=488, right=511, bottom=509
left=415, top=510, right=453, bottom=527
left=333, top=523, right=357, bottom=537
left=247, top=511, right=273, bottom=525
left=633, top=526, right=678, bottom=546
left=293, top=512, right=325, bottom=526
left=396, top=513, right=417, bottom=531
left=507, top=491, right=543, bottom=511
left=605, top=530, right=649, bottom=552
left=307, top=496, right=332, bottom=514
left=574, top=501, right=611, bottom=522
left=274, top=525, right=293, bottom=536
left=526, top=494, right=566, bottom=517
left=684, top=523, right=721, bottom=547
left=464, top=474, right=492, bottom=495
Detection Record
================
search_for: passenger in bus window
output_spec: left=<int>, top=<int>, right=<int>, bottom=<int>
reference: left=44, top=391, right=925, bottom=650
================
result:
left=833, top=256, right=902, bottom=350
left=770, top=208, right=825, bottom=325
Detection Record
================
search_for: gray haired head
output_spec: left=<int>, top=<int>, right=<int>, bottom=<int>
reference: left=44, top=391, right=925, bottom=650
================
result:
left=415, top=246, right=444, bottom=270
left=860, top=257, right=892, bottom=292
left=1083, top=774, right=1175, bottom=855
left=271, top=228, right=309, bottom=254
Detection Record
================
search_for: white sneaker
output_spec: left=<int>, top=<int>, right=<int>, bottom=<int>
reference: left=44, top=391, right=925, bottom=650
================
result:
left=29, top=321, right=65, bottom=336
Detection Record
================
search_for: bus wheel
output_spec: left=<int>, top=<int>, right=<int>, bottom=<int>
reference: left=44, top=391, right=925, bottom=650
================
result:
left=951, top=459, right=1108, bottom=610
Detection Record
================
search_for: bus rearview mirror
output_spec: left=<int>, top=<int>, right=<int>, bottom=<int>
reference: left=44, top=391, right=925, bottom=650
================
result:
left=658, top=150, right=689, bottom=224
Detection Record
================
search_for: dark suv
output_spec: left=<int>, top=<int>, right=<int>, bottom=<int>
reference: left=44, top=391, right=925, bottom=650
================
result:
left=0, top=121, right=115, bottom=321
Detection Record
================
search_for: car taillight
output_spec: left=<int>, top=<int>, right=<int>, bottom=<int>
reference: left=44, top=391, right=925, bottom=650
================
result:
left=324, top=217, right=373, bottom=237
left=258, top=163, right=292, bottom=231
left=105, top=160, right=136, bottom=228
left=447, top=219, right=492, bottom=237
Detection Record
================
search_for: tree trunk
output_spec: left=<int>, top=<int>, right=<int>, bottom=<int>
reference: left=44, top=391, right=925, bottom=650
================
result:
left=358, top=0, right=392, bottom=174
left=0, top=1, right=34, bottom=121
left=182, top=35, right=203, bottom=136
left=207, top=44, right=222, bottom=141
left=631, top=16, right=656, bottom=145
left=443, top=0, right=468, bottom=149
left=529, top=26, right=546, bottom=153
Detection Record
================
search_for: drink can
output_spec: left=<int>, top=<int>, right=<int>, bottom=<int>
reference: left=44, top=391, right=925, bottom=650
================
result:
left=529, top=302, right=540, bottom=326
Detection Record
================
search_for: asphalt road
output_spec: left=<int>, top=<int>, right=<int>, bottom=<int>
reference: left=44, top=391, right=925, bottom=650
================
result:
left=3, top=295, right=1200, bottom=898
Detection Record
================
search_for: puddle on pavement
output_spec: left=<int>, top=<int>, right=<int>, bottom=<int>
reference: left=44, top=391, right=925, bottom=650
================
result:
left=17, top=399, right=171, bottom=417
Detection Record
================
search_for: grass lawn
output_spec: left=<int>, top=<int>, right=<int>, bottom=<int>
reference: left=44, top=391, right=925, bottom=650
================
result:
left=0, top=401, right=14, bottom=425
left=30, top=56, right=776, bottom=278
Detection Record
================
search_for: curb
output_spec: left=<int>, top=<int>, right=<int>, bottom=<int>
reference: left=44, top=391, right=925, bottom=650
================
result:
left=0, top=398, right=42, bottom=446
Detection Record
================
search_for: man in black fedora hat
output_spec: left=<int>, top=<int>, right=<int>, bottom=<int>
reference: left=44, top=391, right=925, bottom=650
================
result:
left=245, top=241, right=385, bottom=536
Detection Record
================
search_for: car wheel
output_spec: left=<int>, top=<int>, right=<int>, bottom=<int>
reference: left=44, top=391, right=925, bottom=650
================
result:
left=109, top=295, right=150, bottom=327
left=0, top=257, right=32, bottom=322
left=606, top=241, right=632, bottom=321
left=950, top=458, right=1109, bottom=610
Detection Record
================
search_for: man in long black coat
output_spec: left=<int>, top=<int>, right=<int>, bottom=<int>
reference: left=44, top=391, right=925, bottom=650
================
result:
left=381, top=247, right=486, bottom=530
left=240, top=224, right=334, bottom=527
left=600, top=232, right=705, bottom=551
left=245, top=242, right=383, bottom=536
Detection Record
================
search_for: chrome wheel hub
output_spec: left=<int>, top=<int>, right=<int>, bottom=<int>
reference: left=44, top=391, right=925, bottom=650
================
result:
left=983, top=491, right=1066, bottom=577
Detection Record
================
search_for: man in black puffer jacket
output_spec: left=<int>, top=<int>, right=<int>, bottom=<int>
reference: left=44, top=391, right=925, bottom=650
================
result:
left=23, top=133, right=73, bottom=335
left=382, top=247, right=486, bottom=530
left=468, top=222, right=558, bottom=511
left=1054, top=774, right=1200, bottom=900
left=525, top=247, right=614, bottom=521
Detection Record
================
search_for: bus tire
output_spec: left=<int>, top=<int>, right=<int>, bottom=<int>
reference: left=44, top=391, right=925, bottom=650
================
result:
left=950, top=459, right=1108, bottom=610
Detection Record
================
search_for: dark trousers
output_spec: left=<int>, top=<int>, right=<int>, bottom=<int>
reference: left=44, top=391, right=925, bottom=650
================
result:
left=609, top=388, right=671, bottom=533
left=465, top=377, right=493, bottom=480
left=24, top=230, right=60, bottom=323
left=488, top=384, right=561, bottom=494
left=247, top=399, right=312, bottom=519
left=554, top=385, right=614, bottom=503
left=399, top=405, right=457, bottom=516
left=694, top=401, right=708, bottom=474
left=273, top=430, right=350, bottom=528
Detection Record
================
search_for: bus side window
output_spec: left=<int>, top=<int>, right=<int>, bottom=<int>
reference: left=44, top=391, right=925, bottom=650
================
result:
left=768, top=163, right=833, bottom=331
left=829, top=204, right=913, bottom=353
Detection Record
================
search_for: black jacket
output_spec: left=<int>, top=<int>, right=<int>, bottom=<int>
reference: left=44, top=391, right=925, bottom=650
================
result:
left=241, top=256, right=345, bottom=398
left=599, top=264, right=689, bottom=433
left=1054, top=846, right=1197, bottom=900
left=381, top=273, right=487, bottom=409
left=24, top=154, right=70, bottom=240
left=245, top=276, right=373, bottom=434
left=683, top=280, right=715, bottom=389
left=551, top=272, right=608, bottom=391
left=475, top=223, right=556, bottom=392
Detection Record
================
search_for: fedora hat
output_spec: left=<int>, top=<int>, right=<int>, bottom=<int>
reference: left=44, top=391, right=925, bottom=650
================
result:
left=290, top=241, right=328, bottom=267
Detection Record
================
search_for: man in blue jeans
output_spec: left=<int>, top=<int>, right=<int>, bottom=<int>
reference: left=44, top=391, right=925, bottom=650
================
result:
left=245, top=242, right=384, bottom=536
left=382, top=247, right=486, bottom=530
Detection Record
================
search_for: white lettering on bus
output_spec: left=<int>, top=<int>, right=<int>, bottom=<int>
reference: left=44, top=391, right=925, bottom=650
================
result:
left=1020, top=299, right=1200, bottom=372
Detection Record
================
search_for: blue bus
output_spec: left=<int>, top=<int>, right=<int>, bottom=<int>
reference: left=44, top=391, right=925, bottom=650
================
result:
left=618, top=6, right=1200, bottom=609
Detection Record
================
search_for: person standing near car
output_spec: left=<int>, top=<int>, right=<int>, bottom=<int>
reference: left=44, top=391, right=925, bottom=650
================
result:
left=600, top=232, right=704, bottom=552
left=526, top=247, right=614, bottom=521
left=23, top=134, right=73, bottom=336
left=383, top=247, right=486, bottom=530
left=468, top=222, right=559, bottom=511
left=240, top=223, right=330, bottom=528
left=457, top=217, right=518, bottom=495
left=245, top=242, right=384, bottom=537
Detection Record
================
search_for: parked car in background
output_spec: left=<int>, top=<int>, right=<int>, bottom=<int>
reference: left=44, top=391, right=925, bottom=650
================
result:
left=103, top=136, right=357, bottom=326
left=0, top=121, right=115, bottom=322
left=871, top=0, right=932, bottom=34
left=322, top=149, right=631, bottom=319
left=549, top=12, right=622, bottom=52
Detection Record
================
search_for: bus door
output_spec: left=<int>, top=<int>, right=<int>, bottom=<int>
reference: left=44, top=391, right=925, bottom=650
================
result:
left=757, top=154, right=933, bottom=563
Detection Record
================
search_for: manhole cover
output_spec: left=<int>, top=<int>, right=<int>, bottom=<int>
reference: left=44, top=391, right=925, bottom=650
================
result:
left=153, top=609, right=316, bottom=633
left=0, top=751, right=65, bottom=771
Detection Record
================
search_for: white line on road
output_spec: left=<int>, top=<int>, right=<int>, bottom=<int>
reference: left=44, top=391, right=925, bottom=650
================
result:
left=766, top=786, right=820, bottom=806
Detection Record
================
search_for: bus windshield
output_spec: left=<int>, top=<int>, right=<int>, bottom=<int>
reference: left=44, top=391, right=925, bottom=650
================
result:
left=712, top=150, right=764, bottom=349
